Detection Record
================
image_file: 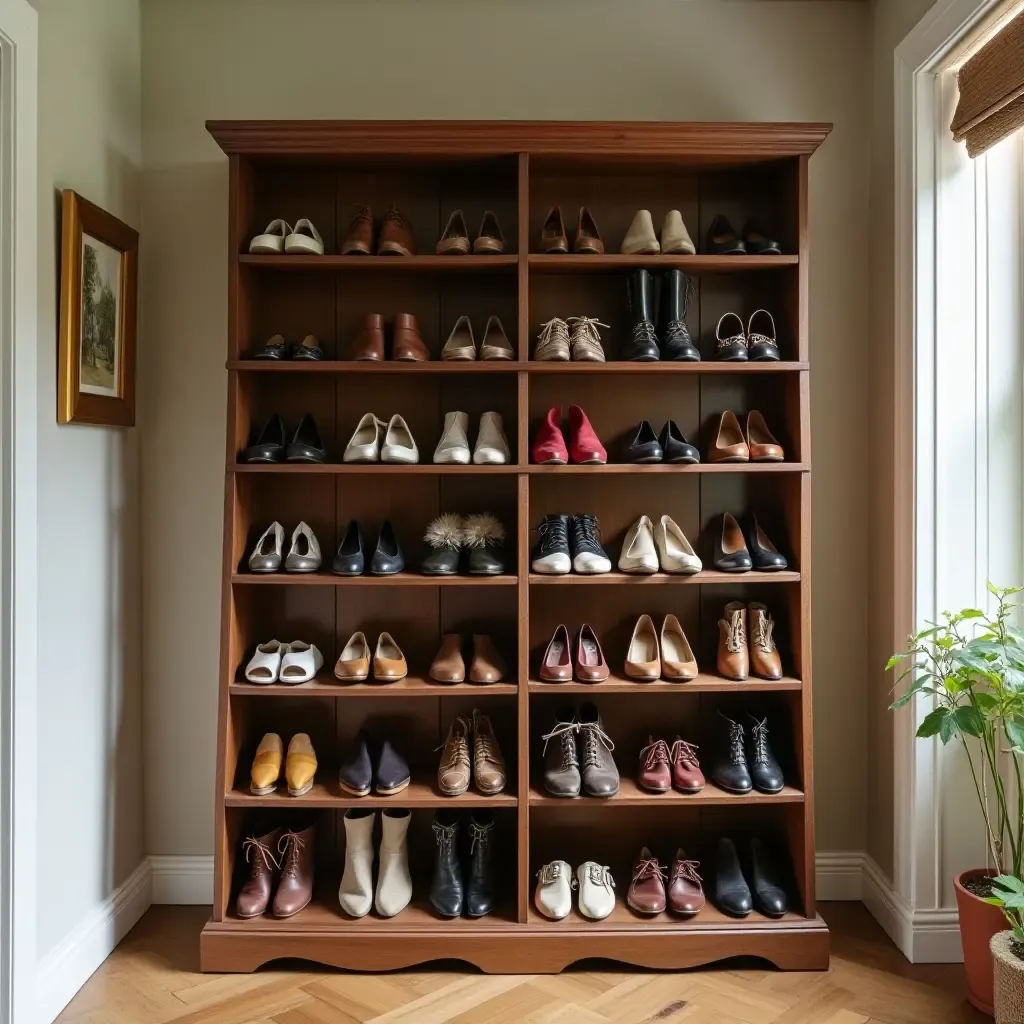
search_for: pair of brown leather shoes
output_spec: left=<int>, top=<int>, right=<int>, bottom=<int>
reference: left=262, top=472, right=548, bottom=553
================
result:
left=235, top=821, right=316, bottom=919
left=437, top=210, right=505, bottom=255
left=540, top=206, right=604, bottom=254
left=538, top=624, right=608, bottom=682
left=348, top=313, right=428, bottom=362
left=717, top=602, right=783, bottom=680
left=709, top=410, right=785, bottom=462
left=429, top=634, right=507, bottom=684
left=637, top=736, right=704, bottom=794
left=626, top=847, right=705, bottom=916
left=437, top=709, right=506, bottom=796
left=341, top=205, right=416, bottom=257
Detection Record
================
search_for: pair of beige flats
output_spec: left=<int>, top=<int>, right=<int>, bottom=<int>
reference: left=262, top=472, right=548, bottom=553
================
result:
left=334, top=631, right=407, bottom=682
left=621, top=209, right=695, bottom=255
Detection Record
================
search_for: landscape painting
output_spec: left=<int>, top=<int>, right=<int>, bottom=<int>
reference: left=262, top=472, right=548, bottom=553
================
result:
left=78, top=233, right=122, bottom=397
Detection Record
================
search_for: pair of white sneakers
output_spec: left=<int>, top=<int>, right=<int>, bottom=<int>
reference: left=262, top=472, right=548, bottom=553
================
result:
left=534, top=860, right=616, bottom=921
left=249, top=218, right=324, bottom=256
left=434, top=411, right=510, bottom=465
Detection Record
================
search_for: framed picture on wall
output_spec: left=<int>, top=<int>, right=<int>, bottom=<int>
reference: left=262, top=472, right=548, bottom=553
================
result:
left=57, top=189, right=138, bottom=426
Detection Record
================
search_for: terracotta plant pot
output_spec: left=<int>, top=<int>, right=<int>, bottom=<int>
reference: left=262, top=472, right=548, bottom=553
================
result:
left=956, top=868, right=1007, bottom=1016
left=992, top=930, right=1024, bottom=1023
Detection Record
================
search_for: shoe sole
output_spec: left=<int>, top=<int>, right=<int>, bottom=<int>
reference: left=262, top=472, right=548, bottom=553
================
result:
left=575, top=458, right=607, bottom=465
left=715, top=782, right=754, bottom=795
left=437, top=240, right=471, bottom=255
left=638, top=784, right=672, bottom=793
left=375, top=778, right=411, bottom=796
left=271, top=898, right=311, bottom=918
left=439, top=785, right=470, bottom=797
left=711, top=456, right=749, bottom=463
left=338, top=780, right=372, bottom=797
left=754, top=565, right=789, bottom=573
left=249, top=784, right=277, bottom=796
left=378, top=243, right=413, bottom=257
left=628, top=456, right=662, bottom=464
left=674, top=786, right=705, bottom=794
left=287, top=781, right=314, bottom=797
left=750, top=456, right=785, bottom=463
left=626, top=896, right=666, bottom=915
left=535, top=458, right=567, bottom=465
left=334, top=674, right=369, bottom=683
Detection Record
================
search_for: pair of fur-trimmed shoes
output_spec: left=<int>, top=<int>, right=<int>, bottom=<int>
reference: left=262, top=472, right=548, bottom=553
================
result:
left=422, top=513, right=507, bottom=576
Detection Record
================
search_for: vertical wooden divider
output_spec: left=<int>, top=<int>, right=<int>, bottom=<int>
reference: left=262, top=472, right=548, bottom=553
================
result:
left=516, top=152, right=531, bottom=922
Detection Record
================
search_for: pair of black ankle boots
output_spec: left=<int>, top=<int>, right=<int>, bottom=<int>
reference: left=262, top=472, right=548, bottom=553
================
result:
left=622, top=269, right=699, bottom=362
left=429, top=811, right=496, bottom=918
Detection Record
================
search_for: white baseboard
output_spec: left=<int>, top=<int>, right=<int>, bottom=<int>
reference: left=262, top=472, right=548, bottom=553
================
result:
left=816, top=851, right=866, bottom=900
left=150, top=854, right=214, bottom=904
left=37, top=857, right=152, bottom=1024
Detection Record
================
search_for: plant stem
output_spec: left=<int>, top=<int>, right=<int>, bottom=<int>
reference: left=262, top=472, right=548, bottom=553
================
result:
left=964, top=737, right=1003, bottom=870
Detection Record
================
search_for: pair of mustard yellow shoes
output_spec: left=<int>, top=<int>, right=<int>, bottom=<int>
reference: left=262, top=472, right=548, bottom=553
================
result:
left=250, top=732, right=318, bottom=796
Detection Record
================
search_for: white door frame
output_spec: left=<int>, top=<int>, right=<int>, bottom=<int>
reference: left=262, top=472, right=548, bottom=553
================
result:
left=890, top=0, right=1021, bottom=961
left=0, top=0, right=37, bottom=1021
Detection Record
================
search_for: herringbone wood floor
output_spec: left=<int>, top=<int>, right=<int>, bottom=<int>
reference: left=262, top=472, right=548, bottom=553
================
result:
left=55, top=904, right=988, bottom=1024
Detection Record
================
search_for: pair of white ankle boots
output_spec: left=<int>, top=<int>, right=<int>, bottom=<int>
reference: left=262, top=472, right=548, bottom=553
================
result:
left=338, top=808, right=411, bottom=918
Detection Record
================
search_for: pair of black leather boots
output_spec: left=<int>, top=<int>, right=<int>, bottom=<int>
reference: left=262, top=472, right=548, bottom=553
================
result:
left=429, top=811, right=497, bottom=918
left=711, top=711, right=785, bottom=795
left=622, top=269, right=700, bottom=362
left=714, top=836, right=788, bottom=918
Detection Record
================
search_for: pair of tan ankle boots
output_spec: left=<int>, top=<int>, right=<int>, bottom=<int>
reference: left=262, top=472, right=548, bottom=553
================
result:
left=717, top=602, right=781, bottom=681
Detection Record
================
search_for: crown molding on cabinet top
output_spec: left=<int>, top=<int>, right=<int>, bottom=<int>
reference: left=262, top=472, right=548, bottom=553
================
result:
left=205, top=120, right=832, bottom=160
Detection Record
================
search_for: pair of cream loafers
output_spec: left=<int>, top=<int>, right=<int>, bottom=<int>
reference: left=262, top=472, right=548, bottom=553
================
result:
left=535, top=860, right=616, bottom=921
left=620, top=209, right=695, bottom=255
left=434, top=411, right=510, bottom=465
left=618, top=514, right=701, bottom=575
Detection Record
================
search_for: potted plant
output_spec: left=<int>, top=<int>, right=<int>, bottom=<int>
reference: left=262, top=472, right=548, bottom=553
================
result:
left=986, top=876, right=1024, bottom=1022
left=889, top=584, right=1024, bottom=1016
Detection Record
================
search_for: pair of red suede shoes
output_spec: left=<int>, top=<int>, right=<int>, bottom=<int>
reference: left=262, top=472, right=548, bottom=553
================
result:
left=531, top=406, right=606, bottom=465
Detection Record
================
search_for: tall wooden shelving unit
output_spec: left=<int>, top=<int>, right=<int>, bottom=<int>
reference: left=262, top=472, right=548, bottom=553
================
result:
left=202, top=121, right=830, bottom=973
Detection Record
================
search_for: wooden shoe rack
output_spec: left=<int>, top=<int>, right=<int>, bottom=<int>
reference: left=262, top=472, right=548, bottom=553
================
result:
left=202, top=120, right=831, bottom=973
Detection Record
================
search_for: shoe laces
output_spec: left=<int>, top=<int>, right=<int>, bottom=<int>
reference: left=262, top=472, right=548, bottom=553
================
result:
left=571, top=513, right=602, bottom=548
left=754, top=613, right=776, bottom=653
left=348, top=205, right=371, bottom=226
left=537, top=318, right=570, bottom=352
left=537, top=861, right=575, bottom=888
left=537, top=515, right=569, bottom=553
left=432, top=819, right=457, bottom=852
left=726, top=720, right=746, bottom=765
left=587, top=863, right=616, bottom=890
left=640, top=737, right=671, bottom=770
left=665, top=320, right=694, bottom=346
left=383, top=205, right=408, bottom=227
left=567, top=316, right=609, bottom=348
left=749, top=717, right=771, bottom=765
left=277, top=831, right=306, bottom=876
left=671, top=858, right=702, bottom=886
left=579, top=720, right=615, bottom=769
left=541, top=720, right=579, bottom=769
left=726, top=611, right=746, bottom=654
left=717, top=329, right=746, bottom=350
left=633, top=855, right=667, bottom=884
left=631, top=320, right=659, bottom=346
left=473, top=712, right=498, bottom=763
left=670, top=738, right=700, bottom=768
left=748, top=331, right=774, bottom=348
left=436, top=716, right=471, bottom=770
left=243, top=836, right=279, bottom=873
left=469, top=818, right=494, bottom=855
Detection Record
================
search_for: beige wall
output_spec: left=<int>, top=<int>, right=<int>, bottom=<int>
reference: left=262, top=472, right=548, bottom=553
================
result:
left=140, top=0, right=873, bottom=857
left=35, top=0, right=143, bottom=959
left=865, top=0, right=937, bottom=880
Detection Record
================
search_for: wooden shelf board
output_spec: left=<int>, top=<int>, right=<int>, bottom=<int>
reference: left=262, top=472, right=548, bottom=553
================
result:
left=527, top=673, right=801, bottom=694
left=528, top=570, right=800, bottom=586
left=525, top=361, right=808, bottom=374
left=232, top=463, right=520, bottom=475
left=525, top=903, right=810, bottom=930
left=231, top=572, right=518, bottom=587
left=528, top=254, right=798, bottom=273
left=227, top=776, right=517, bottom=809
left=231, top=676, right=517, bottom=696
left=527, top=463, right=808, bottom=474
left=528, top=778, right=804, bottom=807
left=239, top=254, right=518, bottom=271
left=228, top=360, right=520, bottom=373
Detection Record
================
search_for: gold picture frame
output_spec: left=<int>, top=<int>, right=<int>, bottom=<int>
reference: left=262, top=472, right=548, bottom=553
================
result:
left=58, top=190, right=138, bottom=426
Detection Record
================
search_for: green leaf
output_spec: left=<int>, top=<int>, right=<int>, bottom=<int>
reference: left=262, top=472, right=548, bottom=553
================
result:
left=1000, top=894, right=1024, bottom=910
left=961, top=609, right=986, bottom=619
left=939, top=710, right=959, bottom=743
left=1004, top=667, right=1024, bottom=691
left=984, top=896, right=1005, bottom=906
left=954, top=650, right=992, bottom=673
left=955, top=705, right=986, bottom=737
left=993, top=875, right=1024, bottom=893
left=974, top=692, right=998, bottom=711
left=886, top=654, right=906, bottom=671
left=917, top=707, right=949, bottom=738
left=890, top=692, right=915, bottom=710
left=988, top=581, right=1002, bottom=596
left=1005, top=717, right=1024, bottom=751
left=913, top=626, right=941, bottom=642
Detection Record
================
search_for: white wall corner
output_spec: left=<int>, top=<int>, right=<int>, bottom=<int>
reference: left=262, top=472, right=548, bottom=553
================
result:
left=150, top=855, right=214, bottom=905
left=36, top=858, right=151, bottom=1024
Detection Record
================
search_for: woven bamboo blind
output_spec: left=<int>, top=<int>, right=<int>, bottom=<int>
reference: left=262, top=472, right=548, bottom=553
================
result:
left=951, top=9, right=1024, bottom=157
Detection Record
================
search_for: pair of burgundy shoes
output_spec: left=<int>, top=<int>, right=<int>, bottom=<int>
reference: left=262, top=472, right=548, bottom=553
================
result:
left=637, top=736, right=704, bottom=794
left=538, top=624, right=609, bottom=682
left=532, top=406, right=606, bottom=465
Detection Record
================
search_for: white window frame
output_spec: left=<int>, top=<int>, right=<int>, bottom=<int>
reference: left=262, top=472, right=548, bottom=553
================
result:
left=0, top=0, right=36, bottom=1021
left=892, top=0, right=1024, bottom=961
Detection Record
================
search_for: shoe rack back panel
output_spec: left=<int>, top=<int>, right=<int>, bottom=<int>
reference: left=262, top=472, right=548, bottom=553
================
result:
left=207, top=121, right=829, bottom=974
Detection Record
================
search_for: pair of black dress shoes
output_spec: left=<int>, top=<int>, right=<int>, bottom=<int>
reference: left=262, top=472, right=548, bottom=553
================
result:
left=621, top=420, right=699, bottom=464
left=430, top=811, right=497, bottom=918
left=241, top=413, right=326, bottom=464
left=621, top=269, right=701, bottom=362
left=706, top=215, right=781, bottom=256
left=332, top=520, right=404, bottom=576
left=713, top=512, right=788, bottom=572
left=711, top=710, right=785, bottom=795
left=338, top=730, right=410, bottom=797
left=714, top=836, right=789, bottom=918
